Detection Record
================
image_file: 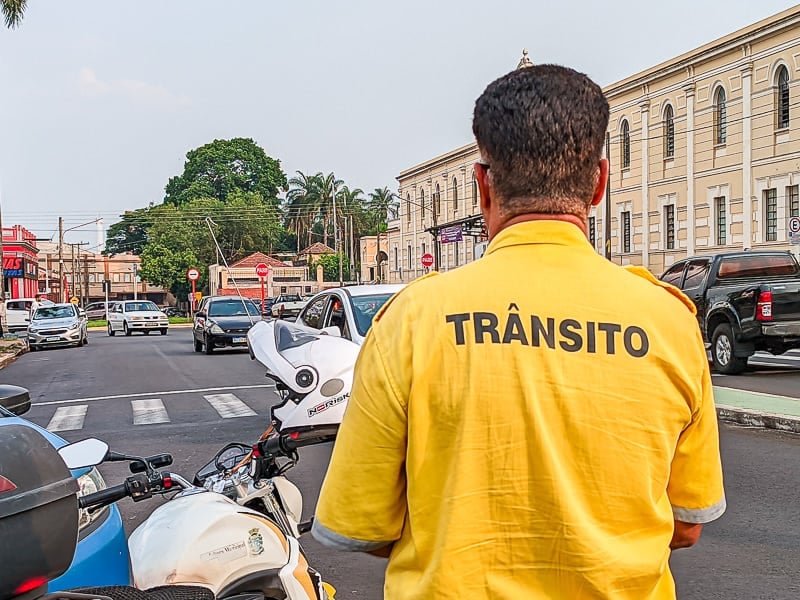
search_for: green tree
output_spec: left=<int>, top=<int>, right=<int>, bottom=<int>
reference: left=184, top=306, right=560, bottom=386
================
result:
left=164, top=138, right=287, bottom=207
left=367, top=187, right=399, bottom=282
left=104, top=208, right=152, bottom=255
left=2, top=0, right=26, bottom=28
left=310, top=253, right=345, bottom=282
left=137, top=195, right=283, bottom=295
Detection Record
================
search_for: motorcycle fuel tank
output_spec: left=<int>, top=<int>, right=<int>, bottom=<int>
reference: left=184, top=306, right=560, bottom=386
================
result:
left=129, top=490, right=296, bottom=594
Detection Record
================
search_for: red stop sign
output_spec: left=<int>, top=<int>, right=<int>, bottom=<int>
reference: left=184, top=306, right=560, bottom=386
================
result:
left=421, top=253, right=434, bottom=268
left=255, top=263, right=270, bottom=278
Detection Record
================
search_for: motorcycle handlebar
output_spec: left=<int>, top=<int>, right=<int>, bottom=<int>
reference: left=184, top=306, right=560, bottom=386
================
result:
left=79, top=483, right=129, bottom=509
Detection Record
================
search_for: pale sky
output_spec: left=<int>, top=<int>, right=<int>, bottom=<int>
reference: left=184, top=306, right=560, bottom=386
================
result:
left=0, top=0, right=797, bottom=246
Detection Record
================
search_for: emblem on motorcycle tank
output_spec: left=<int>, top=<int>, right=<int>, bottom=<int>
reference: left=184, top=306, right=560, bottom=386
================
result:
left=248, top=528, right=265, bottom=555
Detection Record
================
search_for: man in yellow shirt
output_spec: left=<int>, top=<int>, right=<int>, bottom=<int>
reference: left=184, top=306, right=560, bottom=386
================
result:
left=312, top=64, right=725, bottom=599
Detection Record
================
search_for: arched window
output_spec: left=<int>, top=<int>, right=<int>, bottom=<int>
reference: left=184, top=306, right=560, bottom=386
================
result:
left=472, top=172, right=479, bottom=207
left=777, top=65, right=790, bottom=129
left=405, top=194, right=411, bottom=222
left=420, top=189, right=425, bottom=219
left=452, top=177, right=458, bottom=213
left=434, top=183, right=441, bottom=216
left=663, top=104, right=675, bottom=159
left=714, top=87, right=727, bottom=145
left=620, top=119, right=630, bottom=169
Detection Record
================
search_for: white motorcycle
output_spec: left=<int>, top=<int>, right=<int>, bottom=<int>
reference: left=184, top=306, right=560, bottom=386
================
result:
left=80, top=320, right=358, bottom=600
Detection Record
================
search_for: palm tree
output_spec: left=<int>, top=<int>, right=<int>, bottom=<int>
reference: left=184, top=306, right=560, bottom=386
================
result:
left=285, top=171, right=319, bottom=253
left=315, top=172, right=343, bottom=250
left=368, top=187, right=399, bottom=282
left=2, top=0, right=26, bottom=28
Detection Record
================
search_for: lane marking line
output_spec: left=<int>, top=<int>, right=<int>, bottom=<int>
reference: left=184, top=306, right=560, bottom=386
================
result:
left=47, top=405, right=88, bottom=432
left=132, top=398, right=170, bottom=425
left=204, top=393, right=257, bottom=418
left=32, top=384, right=275, bottom=407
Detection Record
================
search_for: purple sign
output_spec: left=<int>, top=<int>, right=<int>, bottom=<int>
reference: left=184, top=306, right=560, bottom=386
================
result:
left=439, top=226, right=463, bottom=244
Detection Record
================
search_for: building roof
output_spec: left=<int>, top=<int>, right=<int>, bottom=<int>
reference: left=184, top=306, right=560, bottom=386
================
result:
left=300, top=243, right=335, bottom=256
left=230, top=252, right=289, bottom=268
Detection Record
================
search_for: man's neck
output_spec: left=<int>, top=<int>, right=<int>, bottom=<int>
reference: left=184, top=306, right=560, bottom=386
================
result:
left=493, top=213, right=587, bottom=239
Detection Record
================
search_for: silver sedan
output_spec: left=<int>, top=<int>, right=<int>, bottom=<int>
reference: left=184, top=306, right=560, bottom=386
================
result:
left=28, top=303, right=89, bottom=350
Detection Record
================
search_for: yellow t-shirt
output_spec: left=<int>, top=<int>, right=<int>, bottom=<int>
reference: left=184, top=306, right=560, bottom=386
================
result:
left=313, top=220, right=725, bottom=599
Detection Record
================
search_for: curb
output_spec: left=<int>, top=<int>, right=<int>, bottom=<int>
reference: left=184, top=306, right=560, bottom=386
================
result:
left=716, top=404, right=800, bottom=434
left=0, top=346, right=26, bottom=370
left=87, top=323, right=193, bottom=332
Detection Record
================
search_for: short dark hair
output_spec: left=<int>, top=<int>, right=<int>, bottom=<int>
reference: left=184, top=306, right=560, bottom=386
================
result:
left=472, top=64, right=609, bottom=218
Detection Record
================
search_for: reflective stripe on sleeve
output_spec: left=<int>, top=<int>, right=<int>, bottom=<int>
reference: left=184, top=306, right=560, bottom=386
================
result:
left=671, top=495, right=727, bottom=524
left=311, top=518, right=394, bottom=552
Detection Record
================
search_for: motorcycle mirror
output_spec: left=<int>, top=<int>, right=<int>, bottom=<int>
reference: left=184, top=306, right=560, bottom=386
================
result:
left=58, top=438, right=109, bottom=469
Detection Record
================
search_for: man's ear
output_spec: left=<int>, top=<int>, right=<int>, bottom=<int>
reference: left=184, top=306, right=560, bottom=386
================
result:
left=590, top=159, right=609, bottom=207
left=475, top=162, right=492, bottom=212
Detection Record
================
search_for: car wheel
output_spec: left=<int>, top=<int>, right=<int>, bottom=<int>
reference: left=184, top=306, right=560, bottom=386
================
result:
left=160, top=328, right=168, bottom=336
left=143, top=330, right=150, bottom=336
left=204, top=335, right=214, bottom=355
left=77, top=336, right=84, bottom=347
left=108, top=323, right=115, bottom=337
left=711, top=323, right=748, bottom=375
left=84, top=332, right=89, bottom=345
left=194, top=337, right=202, bottom=352
left=28, top=344, right=37, bottom=352
left=124, top=322, right=132, bottom=337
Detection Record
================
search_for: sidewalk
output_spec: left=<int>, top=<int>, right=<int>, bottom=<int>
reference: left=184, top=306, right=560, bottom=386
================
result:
left=714, top=386, right=800, bottom=433
left=0, top=337, right=26, bottom=369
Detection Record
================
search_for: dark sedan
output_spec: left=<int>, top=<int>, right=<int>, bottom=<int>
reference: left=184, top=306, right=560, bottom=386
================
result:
left=192, top=296, right=262, bottom=354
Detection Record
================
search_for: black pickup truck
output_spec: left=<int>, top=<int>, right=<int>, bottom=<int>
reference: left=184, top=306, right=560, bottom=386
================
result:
left=660, top=250, right=800, bottom=374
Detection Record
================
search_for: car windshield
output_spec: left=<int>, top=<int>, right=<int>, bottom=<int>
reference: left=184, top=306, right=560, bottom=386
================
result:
left=125, top=301, right=160, bottom=312
left=33, top=306, right=76, bottom=320
left=280, top=295, right=302, bottom=302
left=208, top=299, right=261, bottom=317
left=351, top=294, right=394, bottom=336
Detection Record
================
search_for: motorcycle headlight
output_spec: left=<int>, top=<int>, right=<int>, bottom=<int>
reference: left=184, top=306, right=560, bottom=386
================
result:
left=210, top=323, right=224, bottom=334
left=76, top=467, right=109, bottom=531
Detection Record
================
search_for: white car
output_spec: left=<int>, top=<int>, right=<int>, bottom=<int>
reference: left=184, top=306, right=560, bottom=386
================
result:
left=107, top=300, right=169, bottom=337
left=296, top=284, right=405, bottom=345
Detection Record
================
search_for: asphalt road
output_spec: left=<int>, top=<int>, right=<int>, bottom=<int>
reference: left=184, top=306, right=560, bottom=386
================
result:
left=2, top=329, right=799, bottom=599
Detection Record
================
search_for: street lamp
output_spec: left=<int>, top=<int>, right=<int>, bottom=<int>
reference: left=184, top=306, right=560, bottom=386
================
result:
left=58, top=218, right=101, bottom=303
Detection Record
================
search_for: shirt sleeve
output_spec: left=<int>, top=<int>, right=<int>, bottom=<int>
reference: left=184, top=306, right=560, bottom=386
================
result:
left=667, top=328, right=726, bottom=524
left=312, top=315, right=409, bottom=552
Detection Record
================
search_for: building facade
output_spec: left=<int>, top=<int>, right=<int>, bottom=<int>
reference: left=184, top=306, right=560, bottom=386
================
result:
left=387, top=6, right=800, bottom=282
left=2, top=226, right=39, bottom=299
left=35, top=242, right=169, bottom=305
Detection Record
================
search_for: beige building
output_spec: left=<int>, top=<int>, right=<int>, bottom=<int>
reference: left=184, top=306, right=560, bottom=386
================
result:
left=208, top=252, right=320, bottom=299
left=36, top=242, right=169, bottom=305
left=386, top=6, right=800, bottom=282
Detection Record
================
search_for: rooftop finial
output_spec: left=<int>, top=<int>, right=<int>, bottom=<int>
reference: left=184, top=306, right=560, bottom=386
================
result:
left=517, top=48, right=533, bottom=69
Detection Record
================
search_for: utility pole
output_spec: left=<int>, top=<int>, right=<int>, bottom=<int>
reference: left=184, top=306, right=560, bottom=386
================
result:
left=83, top=254, right=90, bottom=305
left=58, top=217, right=64, bottom=303
left=70, top=244, right=76, bottom=302
left=349, top=215, right=355, bottom=281
left=334, top=189, right=343, bottom=286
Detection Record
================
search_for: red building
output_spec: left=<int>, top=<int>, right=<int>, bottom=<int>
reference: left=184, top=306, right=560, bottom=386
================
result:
left=3, top=226, right=39, bottom=299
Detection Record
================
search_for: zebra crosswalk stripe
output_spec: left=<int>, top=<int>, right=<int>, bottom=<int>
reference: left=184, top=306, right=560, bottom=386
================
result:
left=204, top=393, right=257, bottom=418
left=47, top=405, right=88, bottom=432
left=131, top=398, right=170, bottom=425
